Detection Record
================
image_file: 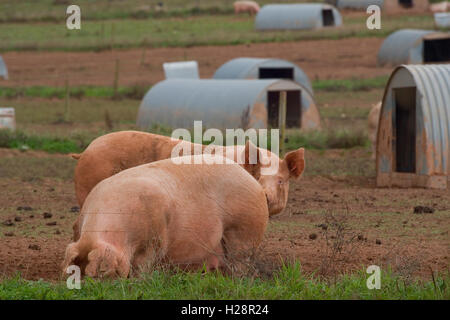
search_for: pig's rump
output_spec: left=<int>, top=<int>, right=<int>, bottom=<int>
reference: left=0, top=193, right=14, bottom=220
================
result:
left=64, top=157, right=268, bottom=278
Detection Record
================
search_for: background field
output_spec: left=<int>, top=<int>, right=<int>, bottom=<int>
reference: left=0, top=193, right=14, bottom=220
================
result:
left=0, top=12, right=437, bottom=52
left=0, top=0, right=449, bottom=299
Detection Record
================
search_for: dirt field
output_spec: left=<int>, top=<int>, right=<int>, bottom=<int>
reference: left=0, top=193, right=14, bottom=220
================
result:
left=1, top=37, right=391, bottom=88
left=1, top=148, right=448, bottom=281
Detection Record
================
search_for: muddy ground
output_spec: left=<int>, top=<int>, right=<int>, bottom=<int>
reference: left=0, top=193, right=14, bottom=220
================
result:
left=0, top=148, right=448, bottom=281
left=1, top=37, right=391, bottom=88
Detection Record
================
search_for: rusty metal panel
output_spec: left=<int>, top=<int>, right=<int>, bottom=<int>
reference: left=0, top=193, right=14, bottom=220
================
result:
left=377, top=64, right=450, bottom=189
left=406, top=64, right=450, bottom=176
left=255, top=4, right=342, bottom=30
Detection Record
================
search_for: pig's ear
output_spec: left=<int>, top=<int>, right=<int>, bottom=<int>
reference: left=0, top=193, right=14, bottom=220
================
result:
left=284, top=148, right=305, bottom=179
left=243, top=140, right=261, bottom=179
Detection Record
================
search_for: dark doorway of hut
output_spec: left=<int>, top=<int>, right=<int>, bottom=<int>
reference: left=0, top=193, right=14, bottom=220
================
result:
left=259, top=68, right=294, bottom=80
left=398, top=0, right=413, bottom=8
left=423, top=38, right=450, bottom=63
left=267, top=91, right=301, bottom=128
left=322, top=9, right=334, bottom=26
left=394, top=87, right=416, bottom=173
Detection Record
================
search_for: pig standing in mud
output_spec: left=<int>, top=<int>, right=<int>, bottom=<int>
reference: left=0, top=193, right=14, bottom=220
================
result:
left=71, top=131, right=306, bottom=240
left=233, top=1, right=260, bottom=15
left=62, top=155, right=274, bottom=278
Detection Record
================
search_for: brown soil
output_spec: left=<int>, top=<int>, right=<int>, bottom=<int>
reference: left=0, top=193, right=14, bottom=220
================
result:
left=1, top=37, right=390, bottom=88
left=0, top=147, right=69, bottom=159
left=0, top=149, right=448, bottom=281
left=266, top=175, right=450, bottom=279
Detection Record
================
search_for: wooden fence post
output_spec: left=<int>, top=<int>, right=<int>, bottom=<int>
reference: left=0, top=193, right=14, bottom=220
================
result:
left=113, top=59, right=120, bottom=98
left=110, top=23, right=115, bottom=50
left=278, top=91, right=287, bottom=155
left=64, top=77, right=70, bottom=122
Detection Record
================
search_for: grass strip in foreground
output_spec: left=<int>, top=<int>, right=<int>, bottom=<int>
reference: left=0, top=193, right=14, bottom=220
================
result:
left=0, top=264, right=448, bottom=300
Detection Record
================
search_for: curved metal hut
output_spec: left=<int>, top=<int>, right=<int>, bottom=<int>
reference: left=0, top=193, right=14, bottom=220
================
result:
left=377, top=29, right=450, bottom=67
left=255, top=3, right=342, bottom=30
left=213, top=58, right=313, bottom=96
left=376, top=64, right=450, bottom=189
left=332, top=0, right=428, bottom=12
left=137, top=79, right=320, bottom=130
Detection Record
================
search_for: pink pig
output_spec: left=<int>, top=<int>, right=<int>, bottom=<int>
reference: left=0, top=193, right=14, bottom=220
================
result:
left=71, top=131, right=306, bottom=240
left=233, top=1, right=260, bottom=15
left=62, top=155, right=270, bottom=278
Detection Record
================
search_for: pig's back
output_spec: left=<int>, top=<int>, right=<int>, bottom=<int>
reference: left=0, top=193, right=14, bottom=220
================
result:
left=83, top=155, right=268, bottom=220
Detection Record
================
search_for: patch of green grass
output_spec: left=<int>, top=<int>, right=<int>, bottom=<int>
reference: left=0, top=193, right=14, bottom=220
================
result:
left=0, top=77, right=387, bottom=102
left=0, top=129, right=84, bottom=153
left=0, top=85, right=148, bottom=100
left=1, top=264, right=448, bottom=299
left=0, top=13, right=437, bottom=52
left=313, top=76, right=388, bottom=92
left=0, top=126, right=370, bottom=154
left=285, top=129, right=369, bottom=151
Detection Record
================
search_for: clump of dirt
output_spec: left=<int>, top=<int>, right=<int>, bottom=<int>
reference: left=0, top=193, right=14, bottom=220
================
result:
left=2, top=220, right=14, bottom=227
left=413, top=206, right=435, bottom=214
left=28, top=244, right=41, bottom=251
left=17, top=206, right=33, bottom=211
left=309, top=233, right=318, bottom=240
left=43, top=212, right=53, bottom=219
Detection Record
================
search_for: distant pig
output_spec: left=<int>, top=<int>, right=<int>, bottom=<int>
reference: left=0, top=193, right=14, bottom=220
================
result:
left=430, top=1, right=448, bottom=13
left=233, top=1, right=260, bottom=15
left=62, top=155, right=269, bottom=278
left=71, top=131, right=306, bottom=241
